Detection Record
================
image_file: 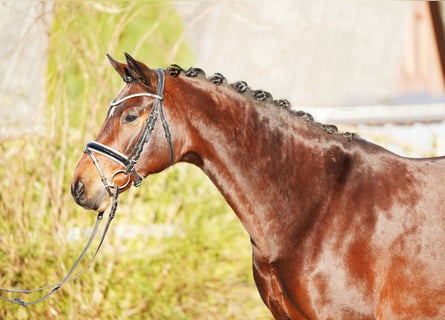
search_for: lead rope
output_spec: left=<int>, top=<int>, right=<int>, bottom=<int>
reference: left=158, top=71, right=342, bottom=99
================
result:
left=0, top=187, right=119, bottom=306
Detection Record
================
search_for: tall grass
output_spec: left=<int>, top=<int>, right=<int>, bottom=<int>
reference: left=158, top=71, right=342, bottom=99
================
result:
left=0, top=2, right=271, bottom=319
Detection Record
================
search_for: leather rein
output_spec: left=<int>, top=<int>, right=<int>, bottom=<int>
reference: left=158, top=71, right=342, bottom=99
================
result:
left=0, top=69, right=172, bottom=306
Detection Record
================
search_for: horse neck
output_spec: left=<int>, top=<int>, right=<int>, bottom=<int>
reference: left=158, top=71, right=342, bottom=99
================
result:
left=170, top=77, right=346, bottom=251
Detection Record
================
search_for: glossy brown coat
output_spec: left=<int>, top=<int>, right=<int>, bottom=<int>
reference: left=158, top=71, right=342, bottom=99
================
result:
left=71, top=55, right=445, bottom=319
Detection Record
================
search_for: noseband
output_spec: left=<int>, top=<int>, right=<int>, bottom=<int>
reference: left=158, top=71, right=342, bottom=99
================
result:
left=84, top=69, right=173, bottom=193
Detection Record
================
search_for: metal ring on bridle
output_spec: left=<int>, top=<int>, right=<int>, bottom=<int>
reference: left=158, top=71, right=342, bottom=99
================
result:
left=111, top=170, right=131, bottom=191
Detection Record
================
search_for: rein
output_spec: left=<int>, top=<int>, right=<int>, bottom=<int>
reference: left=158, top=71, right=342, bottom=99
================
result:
left=0, top=188, right=119, bottom=306
left=0, top=69, right=171, bottom=306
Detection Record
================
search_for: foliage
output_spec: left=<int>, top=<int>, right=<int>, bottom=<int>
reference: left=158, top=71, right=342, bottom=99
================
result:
left=0, top=1, right=271, bottom=319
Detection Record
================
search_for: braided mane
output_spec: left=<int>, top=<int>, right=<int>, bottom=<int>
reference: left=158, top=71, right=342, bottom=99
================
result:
left=167, top=64, right=357, bottom=140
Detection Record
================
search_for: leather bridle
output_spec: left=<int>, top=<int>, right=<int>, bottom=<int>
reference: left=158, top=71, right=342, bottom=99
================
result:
left=0, top=69, right=173, bottom=306
left=84, top=68, right=173, bottom=194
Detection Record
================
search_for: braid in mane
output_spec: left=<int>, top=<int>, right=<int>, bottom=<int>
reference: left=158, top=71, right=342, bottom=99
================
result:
left=166, top=64, right=357, bottom=140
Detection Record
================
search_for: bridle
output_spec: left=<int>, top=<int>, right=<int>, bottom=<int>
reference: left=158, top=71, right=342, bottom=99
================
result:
left=84, top=68, right=174, bottom=193
left=0, top=69, right=173, bottom=306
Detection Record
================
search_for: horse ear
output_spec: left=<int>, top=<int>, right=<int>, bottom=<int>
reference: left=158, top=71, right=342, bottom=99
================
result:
left=124, top=52, right=154, bottom=86
left=107, top=54, right=134, bottom=83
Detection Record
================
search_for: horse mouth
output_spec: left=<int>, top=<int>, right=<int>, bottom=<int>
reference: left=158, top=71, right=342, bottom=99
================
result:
left=94, top=197, right=112, bottom=213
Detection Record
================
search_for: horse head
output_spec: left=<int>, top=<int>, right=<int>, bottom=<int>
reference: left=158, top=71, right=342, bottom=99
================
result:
left=71, top=53, right=175, bottom=212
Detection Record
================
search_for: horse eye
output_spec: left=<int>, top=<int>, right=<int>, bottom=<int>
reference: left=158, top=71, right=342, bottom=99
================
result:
left=123, top=114, right=138, bottom=123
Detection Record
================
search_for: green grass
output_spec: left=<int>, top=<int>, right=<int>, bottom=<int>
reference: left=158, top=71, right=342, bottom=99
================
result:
left=0, top=1, right=271, bottom=319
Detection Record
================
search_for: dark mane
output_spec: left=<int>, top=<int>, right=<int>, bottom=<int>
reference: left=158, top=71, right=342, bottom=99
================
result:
left=167, top=64, right=357, bottom=141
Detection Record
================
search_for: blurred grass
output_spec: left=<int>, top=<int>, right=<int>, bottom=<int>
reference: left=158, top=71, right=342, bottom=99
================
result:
left=0, top=1, right=271, bottom=319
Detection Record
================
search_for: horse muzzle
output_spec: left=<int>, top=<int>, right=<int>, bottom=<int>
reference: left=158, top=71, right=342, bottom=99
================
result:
left=71, top=177, right=110, bottom=212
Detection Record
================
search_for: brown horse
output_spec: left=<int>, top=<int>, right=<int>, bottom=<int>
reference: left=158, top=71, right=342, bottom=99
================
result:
left=71, top=53, right=445, bottom=319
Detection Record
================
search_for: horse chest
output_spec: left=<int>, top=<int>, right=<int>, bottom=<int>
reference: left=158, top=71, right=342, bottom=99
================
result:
left=251, top=241, right=375, bottom=319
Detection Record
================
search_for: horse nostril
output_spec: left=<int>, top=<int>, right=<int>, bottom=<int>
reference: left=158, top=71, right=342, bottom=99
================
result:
left=71, top=179, right=86, bottom=202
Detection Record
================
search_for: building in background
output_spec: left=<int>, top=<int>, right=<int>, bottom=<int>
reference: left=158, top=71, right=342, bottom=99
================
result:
left=2, top=1, right=445, bottom=156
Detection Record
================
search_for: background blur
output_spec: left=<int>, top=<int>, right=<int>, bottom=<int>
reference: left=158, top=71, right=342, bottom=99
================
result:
left=1, top=1, right=445, bottom=319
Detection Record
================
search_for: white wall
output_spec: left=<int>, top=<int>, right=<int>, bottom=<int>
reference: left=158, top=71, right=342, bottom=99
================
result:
left=0, top=2, right=53, bottom=138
